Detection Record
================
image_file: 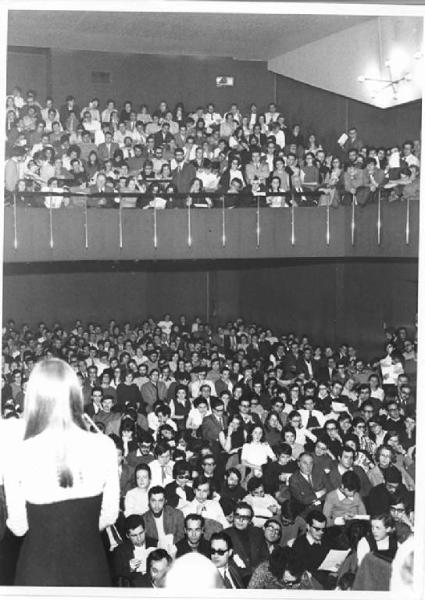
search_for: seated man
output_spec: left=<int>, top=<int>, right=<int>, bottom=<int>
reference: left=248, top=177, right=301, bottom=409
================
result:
left=223, top=501, right=268, bottom=585
left=112, top=514, right=157, bottom=585
left=323, top=470, right=367, bottom=526
left=135, top=548, right=172, bottom=588
left=142, top=485, right=184, bottom=551
left=176, top=513, right=210, bottom=558
left=288, top=452, right=328, bottom=518
left=327, top=445, right=372, bottom=500
left=292, top=510, right=330, bottom=586
left=367, top=465, right=411, bottom=515
left=209, top=531, right=245, bottom=588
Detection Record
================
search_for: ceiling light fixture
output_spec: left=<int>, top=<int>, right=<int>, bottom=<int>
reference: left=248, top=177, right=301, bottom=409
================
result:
left=358, top=58, right=412, bottom=102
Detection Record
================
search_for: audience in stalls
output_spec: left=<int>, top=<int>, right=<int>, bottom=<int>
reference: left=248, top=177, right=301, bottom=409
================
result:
left=0, top=314, right=417, bottom=590
left=4, top=89, right=420, bottom=208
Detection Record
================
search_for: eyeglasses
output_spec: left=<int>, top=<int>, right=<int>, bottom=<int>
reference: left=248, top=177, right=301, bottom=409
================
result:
left=203, top=462, right=215, bottom=467
left=266, top=525, right=281, bottom=534
left=177, top=474, right=190, bottom=480
left=211, top=548, right=228, bottom=555
left=311, top=525, right=326, bottom=532
left=234, top=514, right=251, bottom=521
left=356, top=425, right=366, bottom=429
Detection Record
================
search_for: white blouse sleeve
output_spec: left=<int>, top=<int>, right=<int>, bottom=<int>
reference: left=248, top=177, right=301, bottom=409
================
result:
left=265, top=443, right=276, bottom=461
left=357, top=536, right=371, bottom=566
left=98, top=436, right=120, bottom=531
left=4, top=450, right=29, bottom=537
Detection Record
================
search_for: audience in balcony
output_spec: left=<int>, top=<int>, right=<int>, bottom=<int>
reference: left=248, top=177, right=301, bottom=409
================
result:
left=3, top=88, right=420, bottom=207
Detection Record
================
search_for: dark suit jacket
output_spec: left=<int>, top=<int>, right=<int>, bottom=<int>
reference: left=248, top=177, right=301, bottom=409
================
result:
left=296, top=358, right=318, bottom=381
left=171, top=162, right=197, bottom=196
left=154, top=131, right=174, bottom=148
left=120, top=462, right=135, bottom=498
left=164, top=481, right=195, bottom=508
left=201, top=413, right=228, bottom=445
left=175, top=536, right=210, bottom=558
left=288, top=467, right=328, bottom=516
left=97, top=141, right=120, bottom=162
left=142, top=505, right=185, bottom=544
left=112, top=538, right=157, bottom=582
left=224, top=525, right=268, bottom=581
left=220, top=559, right=245, bottom=588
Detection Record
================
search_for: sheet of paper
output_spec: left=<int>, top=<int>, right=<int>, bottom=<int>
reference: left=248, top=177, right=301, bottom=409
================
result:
left=337, top=133, right=348, bottom=145
left=318, top=549, right=350, bottom=572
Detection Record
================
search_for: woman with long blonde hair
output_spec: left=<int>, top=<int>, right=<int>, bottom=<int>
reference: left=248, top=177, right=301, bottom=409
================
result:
left=4, top=358, right=119, bottom=586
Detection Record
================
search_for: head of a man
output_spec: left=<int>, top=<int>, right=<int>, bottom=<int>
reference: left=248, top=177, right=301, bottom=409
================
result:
left=306, top=510, right=326, bottom=543
left=125, top=514, right=146, bottom=547
left=148, top=486, right=166, bottom=517
left=184, top=514, right=205, bottom=548
left=209, top=532, right=233, bottom=569
left=233, top=502, right=253, bottom=531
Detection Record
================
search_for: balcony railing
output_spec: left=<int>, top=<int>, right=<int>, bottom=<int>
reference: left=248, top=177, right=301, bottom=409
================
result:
left=3, top=192, right=419, bottom=262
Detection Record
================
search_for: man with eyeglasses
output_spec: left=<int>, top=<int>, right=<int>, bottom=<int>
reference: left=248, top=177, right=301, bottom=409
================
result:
left=210, top=532, right=245, bottom=589
left=292, top=510, right=329, bottom=585
left=262, top=519, right=282, bottom=554
left=389, top=496, right=414, bottom=543
left=224, top=502, right=268, bottom=585
left=237, top=397, right=261, bottom=434
left=200, top=454, right=221, bottom=497
left=176, top=514, right=210, bottom=558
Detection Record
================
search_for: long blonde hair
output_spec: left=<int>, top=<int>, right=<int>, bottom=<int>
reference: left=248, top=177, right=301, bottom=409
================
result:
left=24, top=358, right=86, bottom=487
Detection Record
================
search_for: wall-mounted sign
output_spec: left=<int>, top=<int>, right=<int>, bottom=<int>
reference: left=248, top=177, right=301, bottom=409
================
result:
left=216, top=76, right=234, bottom=87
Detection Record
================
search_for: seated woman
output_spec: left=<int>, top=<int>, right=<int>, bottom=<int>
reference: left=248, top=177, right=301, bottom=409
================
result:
left=142, top=181, right=168, bottom=210
left=263, top=410, right=283, bottom=447
left=241, top=424, right=276, bottom=479
left=266, top=175, right=289, bottom=208
left=219, top=413, right=245, bottom=469
left=119, top=176, right=144, bottom=208
left=248, top=546, right=318, bottom=589
left=124, top=463, right=151, bottom=517
left=243, top=476, right=280, bottom=527
left=186, top=177, right=212, bottom=208
left=356, top=513, right=399, bottom=566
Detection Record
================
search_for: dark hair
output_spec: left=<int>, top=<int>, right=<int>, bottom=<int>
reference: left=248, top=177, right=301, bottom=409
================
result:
left=148, top=485, right=165, bottom=500
left=210, top=531, right=233, bottom=551
left=247, top=476, right=264, bottom=493
left=269, top=546, right=303, bottom=581
left=234, top=501, right=253, bottom=518
left=172, top=460, right=191, bottom=479
left=154, top=442, right=171, bottom=458
left=192, top=475, right=210, bottom=490
left=184, top=513, right=205, bottom=528
left=146, top=548, right=172, bottom=571
left=341, top=470, right=360, bottom=492
left=124, top=514, right=145, bottom=534
left=306, top=509, right=326, bottom=526
left=134, top=463, right=151, bottom=483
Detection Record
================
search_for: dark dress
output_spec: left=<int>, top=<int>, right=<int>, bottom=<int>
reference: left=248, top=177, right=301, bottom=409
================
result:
left=15, top=494, right=111, bottom=586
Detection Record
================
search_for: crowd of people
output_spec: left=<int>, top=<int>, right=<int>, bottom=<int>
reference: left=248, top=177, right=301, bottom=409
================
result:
left=0, top=313, right=417, bottom=590
left=4, top=88, right=421, bottom=209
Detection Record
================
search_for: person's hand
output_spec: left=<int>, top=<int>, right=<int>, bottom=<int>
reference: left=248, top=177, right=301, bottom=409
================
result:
left=233, top=554, right=246, bottom=569
left=254, top=468, right=263, bottom=478
left=129, top=558, right=142, bottom=572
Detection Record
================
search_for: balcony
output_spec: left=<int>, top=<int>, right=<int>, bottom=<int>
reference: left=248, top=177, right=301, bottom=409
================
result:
left=3, top=200, right=419, bottom=263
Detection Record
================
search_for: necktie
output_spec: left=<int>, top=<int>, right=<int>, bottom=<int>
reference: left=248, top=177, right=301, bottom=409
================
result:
left=308, top=474, right=313, bottom=487
left=161, top=465, right=167, bottom=483
left=222, top=569, right=233, bottom=589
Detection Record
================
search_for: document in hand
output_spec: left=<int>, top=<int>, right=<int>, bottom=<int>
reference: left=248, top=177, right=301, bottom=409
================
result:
left=318, top=549, right=350, bottom=572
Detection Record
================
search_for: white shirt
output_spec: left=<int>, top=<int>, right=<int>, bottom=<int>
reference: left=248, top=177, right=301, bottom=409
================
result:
left=182, top=499, right=228, bottom=529
left=149, top=459, right=175, bottom=487
left=124, top=487, right=150, bottom=517
left=4, top=427, right=119, bottom=536
left=241, top=442, right=276, bottom=468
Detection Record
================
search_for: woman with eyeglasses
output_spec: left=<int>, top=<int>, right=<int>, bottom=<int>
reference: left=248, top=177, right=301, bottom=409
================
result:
left=164, top=461, right=195, bottom=511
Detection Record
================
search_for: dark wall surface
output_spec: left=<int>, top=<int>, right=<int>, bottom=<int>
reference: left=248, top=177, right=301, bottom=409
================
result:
left=3, top=259, right=417, bottom=356
left=7, top=46, right=421, bottom=148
